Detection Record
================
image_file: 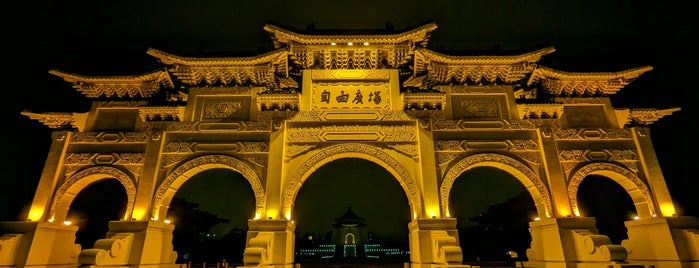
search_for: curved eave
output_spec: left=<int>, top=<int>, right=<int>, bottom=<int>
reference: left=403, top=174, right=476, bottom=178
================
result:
left=20, top=111, right=78, bottom=130
left=528, top=65, right=653, bottom=96
left=414, top=46, right=555, bottom=65
left=147, top=48, right=289, bottom=67
left=626, top=107, right=681, bottom=126
left=147, top=48, right=289, bottom=87
left=263, top=22, right=438, bottom=47
left=48, top=69, right=174, bottom=98
left=412, top=47, right=555, bottom=84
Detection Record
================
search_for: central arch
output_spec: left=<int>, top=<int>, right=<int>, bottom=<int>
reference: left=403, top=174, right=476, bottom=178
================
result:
left=282, top=143, right=421, bottom=220
left=440, top=153, right=553, bottom=218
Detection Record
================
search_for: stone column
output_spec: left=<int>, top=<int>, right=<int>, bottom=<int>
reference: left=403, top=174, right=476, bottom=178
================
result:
left=525, top=217, right=628, bottom=268
left=408, top=218, right=466, bottom=268
left=0, top=221, right=81, bottom=267
left=622, top=216, right=699, bottom=268
left=242, top=219, right=295, bottom=268
left=77, top=220, right=178, bottom=267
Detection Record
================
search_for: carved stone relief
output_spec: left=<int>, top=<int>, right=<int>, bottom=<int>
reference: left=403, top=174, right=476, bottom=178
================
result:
left=70, top=132, right=149, bottom=143
left=286, top=124, right=416, bottom=143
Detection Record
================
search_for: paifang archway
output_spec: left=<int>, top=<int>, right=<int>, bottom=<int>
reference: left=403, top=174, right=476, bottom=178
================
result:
left=10, top=21, right=698, bottom=268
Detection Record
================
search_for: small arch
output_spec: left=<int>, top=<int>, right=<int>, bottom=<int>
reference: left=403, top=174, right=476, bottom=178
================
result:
left=282, top=143, right=421, bottom=220
left=50, top=166, right=136, bottom=222
left=152, top=155, right=265, bottom=220
left=440, top=153, right=552, bottom=218
left=344, top=233, right=356, bottom=244
left=568, top=162, right=655, bottom=218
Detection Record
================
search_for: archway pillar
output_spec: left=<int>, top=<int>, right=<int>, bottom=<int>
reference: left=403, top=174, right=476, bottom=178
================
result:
left=408, top=218, right=467, bottom=268
left=77, top=220, right=178, bottom=267
left=242, top=219, right=295, bottom=268
left=0, top=221, right=81, bottom=267
left=622, top=216, right=699, bottom=268
left=525, top=217, right=629, bottom=268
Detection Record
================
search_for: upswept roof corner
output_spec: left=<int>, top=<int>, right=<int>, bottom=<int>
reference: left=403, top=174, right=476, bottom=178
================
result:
left=527, top=65, right=654, bottom=96
left=20, top=111, right=79, bottom=130
left=411, top=46, right=556, bottom=84
left=263, top=21, right=439, bottom=49
left=146, top=47, right=289, bottom=67
left=48, top=69, right=174, bottom=98
left=147, top=48, right=290, bottom=87
left=627, top=107, right=681, bottom=126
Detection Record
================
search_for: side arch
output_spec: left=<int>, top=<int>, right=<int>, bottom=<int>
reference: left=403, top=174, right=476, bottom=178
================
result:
left=568, top=162, right=655, bottom=218
left=440, top=153, right=553, bottom=218
left=151, top=154, right=265, bottom=220
left=50, top=166, right=136, bottom=222
left=282, top=143, right=421, bottom=220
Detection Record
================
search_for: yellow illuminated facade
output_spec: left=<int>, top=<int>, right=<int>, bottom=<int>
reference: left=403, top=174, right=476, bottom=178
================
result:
left=2, top=21, right=698, bottom=268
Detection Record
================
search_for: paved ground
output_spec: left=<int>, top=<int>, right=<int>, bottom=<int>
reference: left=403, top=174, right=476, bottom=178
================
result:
left=187, top=261, right=518, bottom=268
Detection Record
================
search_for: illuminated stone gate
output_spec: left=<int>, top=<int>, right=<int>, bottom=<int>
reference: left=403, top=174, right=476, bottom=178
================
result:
left=3, top=21, right=698, bottom=268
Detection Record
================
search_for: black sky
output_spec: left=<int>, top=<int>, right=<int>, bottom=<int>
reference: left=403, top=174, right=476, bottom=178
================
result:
left=3, top=0, right=698, bottom=225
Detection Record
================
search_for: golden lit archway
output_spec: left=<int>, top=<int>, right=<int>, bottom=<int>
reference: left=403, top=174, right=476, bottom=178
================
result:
left=440, top=153, right=552, bottom=218
left=151, top=154, right=266, bottom=220
left=282, top=143, right=421, bottom=220
left=568, top=162, right=655, bottom=218
left=50, top=166, right=136, bottom=222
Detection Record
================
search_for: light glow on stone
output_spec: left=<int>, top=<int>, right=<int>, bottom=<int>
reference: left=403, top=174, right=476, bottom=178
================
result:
left=132, top=209, right=145, bottom=220
left=28, top=208, right=43, bottom=221
left=661, top=203, right=676, bottom=217
left=428, top=209, right=437, bottom=218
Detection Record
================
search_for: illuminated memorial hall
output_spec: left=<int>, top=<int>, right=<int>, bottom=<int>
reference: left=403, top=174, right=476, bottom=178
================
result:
left=2, top=21, right=698, bottom=268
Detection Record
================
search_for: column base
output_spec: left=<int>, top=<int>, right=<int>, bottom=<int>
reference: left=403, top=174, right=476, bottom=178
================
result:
left=623, top=216, right=699, bottom=263
left=0, top=221, right=81, bottom=267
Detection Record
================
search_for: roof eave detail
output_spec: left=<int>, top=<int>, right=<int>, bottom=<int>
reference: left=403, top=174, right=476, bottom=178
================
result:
left=528, top=65, right=654, bottom=96
left=49, top=69, right=174, bottom=98
left=147, top=48, right=288, bottom=67
left=20, top=111, right=80, bottom=130
left=626, top=107, right=681, bottom=126
left=263, top=22, right=438, bottom=47
left=414, top=46, right=555, bottom=65
left=412, top=47, right=555, bottom=85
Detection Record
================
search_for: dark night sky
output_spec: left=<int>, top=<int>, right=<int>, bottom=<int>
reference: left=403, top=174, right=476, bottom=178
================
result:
left=3, top=0, right=697, bottom=235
